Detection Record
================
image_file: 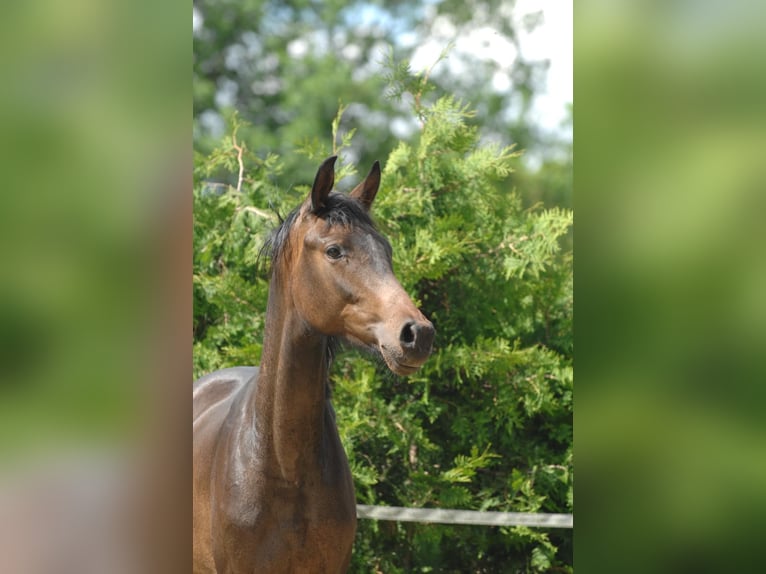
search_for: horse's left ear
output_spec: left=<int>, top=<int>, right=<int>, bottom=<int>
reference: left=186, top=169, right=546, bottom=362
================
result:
left=311, top=155, right=337, bottom=212
left=349, top=161, right=381, bottom=211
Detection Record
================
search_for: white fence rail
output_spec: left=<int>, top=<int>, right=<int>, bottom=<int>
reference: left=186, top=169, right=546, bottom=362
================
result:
left=356, top=505, right=573, bottom=529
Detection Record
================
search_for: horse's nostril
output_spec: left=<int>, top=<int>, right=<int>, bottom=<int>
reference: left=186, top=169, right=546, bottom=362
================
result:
left=399, top=321, right=435, bottom=356
left=400, top=322, right=416, bottom=345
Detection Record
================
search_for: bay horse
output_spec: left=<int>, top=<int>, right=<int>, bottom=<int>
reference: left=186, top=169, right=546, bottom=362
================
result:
left=193, top=156, right=435, bottom=573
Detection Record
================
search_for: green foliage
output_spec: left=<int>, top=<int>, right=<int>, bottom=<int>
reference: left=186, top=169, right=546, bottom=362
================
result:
left=193, top=72, right=572, bottom=572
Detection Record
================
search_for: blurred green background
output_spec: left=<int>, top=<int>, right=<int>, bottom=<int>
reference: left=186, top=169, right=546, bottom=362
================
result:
left=0, top=0, right=191, bottom=454
left=576, top=1, right=766, bottom=572
left=0, top=0, right=187, bottom=457
left=0, top=1, right=189, bottom=572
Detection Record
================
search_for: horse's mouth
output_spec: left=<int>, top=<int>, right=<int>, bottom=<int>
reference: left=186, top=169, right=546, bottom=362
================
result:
left=346, top=336, right=427, bottom=376
left=389, top=360, right=419, bottom=376
left=379, top=345, right=422, bottom=376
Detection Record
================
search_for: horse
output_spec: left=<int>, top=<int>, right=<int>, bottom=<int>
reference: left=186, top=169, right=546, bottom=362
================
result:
left=193, top=156, right=435, bottom=573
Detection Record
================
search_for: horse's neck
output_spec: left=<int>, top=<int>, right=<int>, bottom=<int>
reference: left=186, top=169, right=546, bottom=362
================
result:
left=247, top=282, right=332, bottom=484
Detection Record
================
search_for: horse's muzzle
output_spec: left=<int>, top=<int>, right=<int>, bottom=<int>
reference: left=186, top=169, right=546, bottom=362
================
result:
left=377, top=318, right=434, bottom=376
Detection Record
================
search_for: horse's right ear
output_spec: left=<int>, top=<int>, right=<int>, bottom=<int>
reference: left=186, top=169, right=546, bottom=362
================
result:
left=349, top=160, right=381, bottom=211
left=310, top=156, right=337, bottom=212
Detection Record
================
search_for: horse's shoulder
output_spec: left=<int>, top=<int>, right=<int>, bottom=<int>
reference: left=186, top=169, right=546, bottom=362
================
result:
left=193, top=366, right=258, bottom=422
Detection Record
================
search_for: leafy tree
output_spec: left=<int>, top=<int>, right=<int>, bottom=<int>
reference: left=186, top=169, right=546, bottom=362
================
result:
left=193, top=63, right=572, bottom=572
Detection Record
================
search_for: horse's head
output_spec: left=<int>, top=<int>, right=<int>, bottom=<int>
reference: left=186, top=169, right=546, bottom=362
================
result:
left=275, top=156, right=434, bottom=375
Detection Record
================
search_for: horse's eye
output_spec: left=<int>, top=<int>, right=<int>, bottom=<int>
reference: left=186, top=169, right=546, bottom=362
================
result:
left=325, top=245, right=343, bottom=260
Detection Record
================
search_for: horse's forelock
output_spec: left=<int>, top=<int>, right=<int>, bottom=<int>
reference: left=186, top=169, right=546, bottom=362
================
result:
left=315, top=192, right=375, bottom=229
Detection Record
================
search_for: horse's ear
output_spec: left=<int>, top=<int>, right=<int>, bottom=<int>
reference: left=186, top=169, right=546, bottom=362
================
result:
left=349, top=161, right=381, bottom=211
left=310, top=156, right=337, bottom=212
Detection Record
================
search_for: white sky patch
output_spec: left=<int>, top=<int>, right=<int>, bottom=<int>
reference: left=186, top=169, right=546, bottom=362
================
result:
left=410, top=1, right=572, bottom=139
left=287, top=39, right=309, bottom=59
left=193, top=7, right=202, bottom=34
left=409, top=14, right=457, bottom=72
left=517, top=0, right=573, bottom=136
